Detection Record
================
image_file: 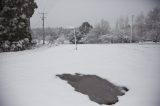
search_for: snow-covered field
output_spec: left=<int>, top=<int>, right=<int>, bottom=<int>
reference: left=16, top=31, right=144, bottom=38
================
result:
left=0, top=44, right=160, bottom=106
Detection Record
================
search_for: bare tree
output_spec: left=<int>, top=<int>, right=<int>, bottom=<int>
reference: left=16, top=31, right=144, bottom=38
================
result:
left=145, top=7, right=160, bottom=42
left=134, top=13, right=146, bottom=42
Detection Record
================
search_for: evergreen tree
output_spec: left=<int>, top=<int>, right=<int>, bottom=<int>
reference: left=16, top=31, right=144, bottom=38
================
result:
left=0, top=0, right=37, bottom=51
left=79, top=22, right=93, bottom=36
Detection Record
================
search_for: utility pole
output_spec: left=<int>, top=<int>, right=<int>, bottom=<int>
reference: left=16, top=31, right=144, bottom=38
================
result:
left=131, top=15, right=134, bottom=43
left=39, top=13, right=47, bottom=44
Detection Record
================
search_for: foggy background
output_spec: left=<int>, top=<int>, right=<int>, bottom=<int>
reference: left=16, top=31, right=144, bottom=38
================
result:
left=31, top=0, right=160, bottom=28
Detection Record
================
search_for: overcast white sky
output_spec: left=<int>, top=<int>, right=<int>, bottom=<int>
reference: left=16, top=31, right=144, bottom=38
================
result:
left=30, top=0, right=160, bottom=28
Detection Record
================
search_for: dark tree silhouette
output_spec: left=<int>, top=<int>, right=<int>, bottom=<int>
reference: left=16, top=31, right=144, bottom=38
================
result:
left=79, top=22, right=93, bottom=36
left=0, top=0, right=37, bottom=51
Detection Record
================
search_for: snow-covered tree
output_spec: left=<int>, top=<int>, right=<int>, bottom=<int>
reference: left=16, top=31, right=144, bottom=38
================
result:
left=68, top=28, right=82, bottom=44
left=82, top=20, right=111, bottom=43
left=0, top=0, right=37, bottom=51
left=114, top=17, right=131, bottom=43
left=134, top=13, right=146, bottom=42
left=145, top=7, right=160, bottom=42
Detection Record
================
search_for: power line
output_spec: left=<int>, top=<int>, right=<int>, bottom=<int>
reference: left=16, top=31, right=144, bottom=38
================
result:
left=39, top=12, right=47, bottom=44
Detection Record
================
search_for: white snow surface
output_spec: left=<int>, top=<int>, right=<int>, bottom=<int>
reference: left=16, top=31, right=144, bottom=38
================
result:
left=0, top=44, right=160, bottom=106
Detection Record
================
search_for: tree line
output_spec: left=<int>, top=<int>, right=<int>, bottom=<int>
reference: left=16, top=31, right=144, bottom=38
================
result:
left=0, top=1, right=160, bottom=52
left=32, top=7, right=160, bottom=45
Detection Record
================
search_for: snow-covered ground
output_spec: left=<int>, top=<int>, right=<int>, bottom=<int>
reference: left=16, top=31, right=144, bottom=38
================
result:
left=0, top=44, right=160, bottom=106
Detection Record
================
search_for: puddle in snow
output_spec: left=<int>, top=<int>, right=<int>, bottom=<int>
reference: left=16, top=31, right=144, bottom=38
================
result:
left=56, top=73, right=129, bottom=105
